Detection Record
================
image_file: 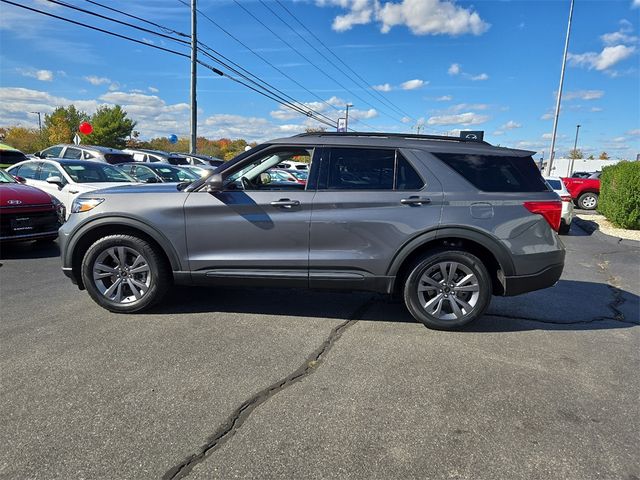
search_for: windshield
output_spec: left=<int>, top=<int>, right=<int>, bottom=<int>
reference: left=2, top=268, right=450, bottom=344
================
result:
left=153, top=165, right=199, bottom=182
left=0, top=169, right=16, bottom=183
left=62, top=163, right=135, bottom=183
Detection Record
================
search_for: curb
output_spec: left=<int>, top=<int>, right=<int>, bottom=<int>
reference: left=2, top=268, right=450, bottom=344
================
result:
left=573, top=216, right=640, bottom=248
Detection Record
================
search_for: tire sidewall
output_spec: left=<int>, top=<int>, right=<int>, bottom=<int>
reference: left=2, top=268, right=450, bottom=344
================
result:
left=578, top=192, right=598, bottom=210
left=404, top=250, right=492, bottom=330
left=81, top=235, right=164, bottom=313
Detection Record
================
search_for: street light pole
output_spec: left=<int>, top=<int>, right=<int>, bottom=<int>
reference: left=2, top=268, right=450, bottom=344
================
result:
left=190, top=0, right=197, bottom=154
left=545, top=0, right=575, bottom=176
left=31, top=111, right=42, bottom=133
left=345, top=103, right=353, bottom=131
left=568, top=123, right=581, bottom=176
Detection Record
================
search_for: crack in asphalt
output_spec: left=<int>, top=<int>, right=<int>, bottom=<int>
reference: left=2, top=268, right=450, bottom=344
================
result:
left=163, top=297, right=374, bottom=480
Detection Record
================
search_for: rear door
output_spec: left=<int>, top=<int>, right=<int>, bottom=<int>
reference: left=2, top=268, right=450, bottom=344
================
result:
left=309, top=147, right=443, bottom=285
left=183, top=146, right=318, bottom=285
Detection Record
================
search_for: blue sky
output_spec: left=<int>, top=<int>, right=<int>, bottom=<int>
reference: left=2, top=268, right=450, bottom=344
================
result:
left=1, top=0, right=638, bottom=158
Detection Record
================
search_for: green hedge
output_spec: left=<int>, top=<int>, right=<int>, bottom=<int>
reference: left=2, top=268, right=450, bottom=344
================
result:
left=599, top=161, right=640, bottom=230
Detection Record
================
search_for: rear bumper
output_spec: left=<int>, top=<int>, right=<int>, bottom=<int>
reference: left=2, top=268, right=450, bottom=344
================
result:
left=502, top=263, right=564, bottom=296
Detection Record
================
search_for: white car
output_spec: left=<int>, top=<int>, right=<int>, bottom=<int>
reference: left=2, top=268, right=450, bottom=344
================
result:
left=7, top=159, right=137, bottom=218
left=545, top=176, right=574, bottom=234
left=276, top=160, right=308, bottom=170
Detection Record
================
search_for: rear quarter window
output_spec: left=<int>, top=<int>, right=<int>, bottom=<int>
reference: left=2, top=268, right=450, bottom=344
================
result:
left=435, top=153, right=550, bottom=192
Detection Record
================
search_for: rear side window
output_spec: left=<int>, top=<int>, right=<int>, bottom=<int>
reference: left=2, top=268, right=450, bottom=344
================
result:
left=435, top=153, right=549, bottom=192
left=13, top=162, right=40, bottom=179
left=63, top=147, right=82, bottom=159
left=546, top=179, right=562, bottom=190
left=104, top=154, right=134, bottom=165
left=0, top=150, right=27, bottom=165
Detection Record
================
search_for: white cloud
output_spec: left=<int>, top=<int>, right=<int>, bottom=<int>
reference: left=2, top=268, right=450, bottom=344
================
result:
left=634, top=0, right=640, bottom=8
left=542, top=133, right=553, bottom=140
left=18, top=68, right=53, bottom=81
left=108, top=82, right=120, bottom=92
left=626, top=128, right=640, bottom=136
left=427, top=112, right=489, bottom=126
left=591, top=107, right=603, bottom=112
left=541, top=112, right=554, bottom=120
left=400, top=79, right=427, bottom=90
left=373, top=83, right=392, bottom=92
left=470, top=73, right=489, bottom=81
left=269, top=95, right=377, bottom=124
left=401, top=116, right=412, bottom=123
left=568, top=45, right=636, bottom=71
left=501, top=120, right=522, bottom=130
left=436, top=95, right=453, bottom=101
left=449, top=103, right=489, bottom=112
left=448, top=63, right=461, bottom=75
left=148, top=86, right=159, bottom=93
left=563, top=89, right=605, bottom=100
left=84, top=75, right=111, bottom=86
left=316, top=0, right=489, bottom=36
left=493, top=130, right=504, bottom=136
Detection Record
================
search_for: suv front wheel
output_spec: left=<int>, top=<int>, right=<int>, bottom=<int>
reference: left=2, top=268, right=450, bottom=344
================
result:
left=404, top=250, right=492, bottom=330
left=81, top=234, right=171, bottom=313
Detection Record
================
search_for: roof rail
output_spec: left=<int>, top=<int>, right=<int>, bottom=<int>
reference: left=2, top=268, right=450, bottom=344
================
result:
left=293, top=131, right=491, bottom=145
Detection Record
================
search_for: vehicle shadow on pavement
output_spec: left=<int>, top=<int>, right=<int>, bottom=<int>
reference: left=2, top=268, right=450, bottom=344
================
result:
left=154, top=279, right=638, bottom=332
left=0, top=240, right=60, bottom=260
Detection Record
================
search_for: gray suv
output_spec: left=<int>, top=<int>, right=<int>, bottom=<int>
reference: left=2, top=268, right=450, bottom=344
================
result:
left=59, top=132, right=565, bottom=329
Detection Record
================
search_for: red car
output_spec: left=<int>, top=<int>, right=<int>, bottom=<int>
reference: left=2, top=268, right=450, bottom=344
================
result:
left=561, top=172, right=600, bottom=210
left=0, top=169, right=65, bottom=243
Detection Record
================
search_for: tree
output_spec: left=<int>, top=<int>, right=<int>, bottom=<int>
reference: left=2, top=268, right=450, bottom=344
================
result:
left=599, top=151, right=610, bottom=160
left=588, top=154, right=595, bottom=160
left=305, top=126, right=326, bottom=133
left=1, top=126, right=47, bottom=153
left=569, top=149, right=583, bottom=159
left=85, top=105, right=136, bottom=149
left=43, top=105, right=89, bottom=145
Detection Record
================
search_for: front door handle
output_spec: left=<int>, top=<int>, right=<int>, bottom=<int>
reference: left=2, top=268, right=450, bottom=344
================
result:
left=270, top=199, right=300, bottom=208
left=401, top=196, right=431, bottom=206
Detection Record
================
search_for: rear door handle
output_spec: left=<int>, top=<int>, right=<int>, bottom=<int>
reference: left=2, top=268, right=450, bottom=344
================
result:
left=401, top=196, right=431, bottom=206
left=270, top=199, right=300, bottom=208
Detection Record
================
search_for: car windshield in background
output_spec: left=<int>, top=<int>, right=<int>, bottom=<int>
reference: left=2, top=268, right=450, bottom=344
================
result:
left=154, top=166, right=199, bottom=182
left=0, top=169, right=16, bottom=183
left=61, top=163, right=134, bottom=183
left=104, top=154, right=134, bottom=165
left=546, top=179, right=562, bottom=190
left=167, top=156, right=189, bottom=166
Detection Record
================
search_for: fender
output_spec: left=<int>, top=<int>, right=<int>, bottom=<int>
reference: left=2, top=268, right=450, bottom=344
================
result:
left=64, top=215, right=183, bottom=271
left=386, top=226, right=516, bottom=278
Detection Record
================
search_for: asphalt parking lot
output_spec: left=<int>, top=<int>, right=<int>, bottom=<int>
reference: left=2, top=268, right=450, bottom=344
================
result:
left=1, top=224, right=638, bottom=480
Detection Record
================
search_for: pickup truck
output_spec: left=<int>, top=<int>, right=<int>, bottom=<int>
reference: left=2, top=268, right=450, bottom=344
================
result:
left=561, top=173, right=600, bottom=210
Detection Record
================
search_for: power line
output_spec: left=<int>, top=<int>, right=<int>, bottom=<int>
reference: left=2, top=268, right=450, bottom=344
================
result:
left=175, top=0, right=352, bottom=130
left=1, top=0, right=337, bottom=128
left=273, top=0, right=414, bottom=121
left=229, top=0, right=382, bottom=129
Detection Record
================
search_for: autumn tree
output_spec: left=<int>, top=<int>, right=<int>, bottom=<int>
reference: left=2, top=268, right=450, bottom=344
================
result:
left=588, top=154, right=595, bottom=160
left=43, top=105, right=89, bottom=145
left=568, top=149, right=583, bottom=159
left=599, top=152, right=610, bottom=160
left=1, top=126, right=47, bottom=153
left=85, top=105, right=136, bottom=149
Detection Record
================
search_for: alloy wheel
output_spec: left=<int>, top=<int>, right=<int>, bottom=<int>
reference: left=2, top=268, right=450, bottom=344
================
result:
left=92, top=246, right=152, bottom=304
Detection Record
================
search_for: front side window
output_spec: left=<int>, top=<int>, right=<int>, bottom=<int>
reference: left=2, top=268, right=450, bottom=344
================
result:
left=39, top=163, right=66, bottom=184
left=63, top=147, right=82, bottom=159
left=225, top=148, right=313, bottom=190
left=41, top=146, right=63, bottom=158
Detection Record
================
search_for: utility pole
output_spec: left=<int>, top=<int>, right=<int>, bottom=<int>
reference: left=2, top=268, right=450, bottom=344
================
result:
left=345, top=103, right=353, bottom=131
left=190, top=0, right=197, bottom=154
left=545, top=0, right=575, bottom=176
left=568, top=124, right=581, bottom=176
left=31, top=111, right=42, bottom=133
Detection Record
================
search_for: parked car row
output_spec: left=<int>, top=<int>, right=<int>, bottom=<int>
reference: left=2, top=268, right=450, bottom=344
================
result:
left=561, top=173, right=601, bottom=210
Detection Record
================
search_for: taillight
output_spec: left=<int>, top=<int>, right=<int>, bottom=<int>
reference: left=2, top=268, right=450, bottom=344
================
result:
left=523, top=201, right=562, bottom=232
left=560, top=195, right=572, bottom=202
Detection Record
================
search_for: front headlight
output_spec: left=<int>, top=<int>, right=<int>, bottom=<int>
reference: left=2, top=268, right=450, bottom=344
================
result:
left=71, top=197, right=104, bottom=214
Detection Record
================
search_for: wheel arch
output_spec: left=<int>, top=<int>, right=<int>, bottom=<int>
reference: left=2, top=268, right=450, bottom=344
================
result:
left=66, top=217, right=181, bottom=289
left=387, top=227, right=514, bottom=296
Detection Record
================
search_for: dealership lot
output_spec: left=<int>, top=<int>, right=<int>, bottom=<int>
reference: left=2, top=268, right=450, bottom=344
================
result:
left=1, top=226, right=638, bottom=480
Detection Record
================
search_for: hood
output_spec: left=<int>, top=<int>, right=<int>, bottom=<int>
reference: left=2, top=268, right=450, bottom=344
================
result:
left=0, top=182, right=53, bottom=207
left=83, top=182, right=183, bottom=195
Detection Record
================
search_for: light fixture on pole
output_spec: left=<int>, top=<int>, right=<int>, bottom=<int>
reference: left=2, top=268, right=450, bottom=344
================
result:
left=545, top=0, right=575, bottom=176
left=30, top=111, right=42, bottom=133
left=568, top=124, right=581, bottom=176
left=190, top=0, right=197, bottom=154
left=345, top=103, right=353, bottom=131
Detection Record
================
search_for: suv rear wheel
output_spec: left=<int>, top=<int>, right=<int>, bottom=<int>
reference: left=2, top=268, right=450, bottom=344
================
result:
left=81, top=234, right=170, bottom=313
left=403, top=250, right=491, bottom=330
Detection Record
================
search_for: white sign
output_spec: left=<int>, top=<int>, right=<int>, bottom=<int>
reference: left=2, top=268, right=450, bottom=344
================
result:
left=337, top=118, right=346, bottom=132
left=73, top=133, right=81, bottom=145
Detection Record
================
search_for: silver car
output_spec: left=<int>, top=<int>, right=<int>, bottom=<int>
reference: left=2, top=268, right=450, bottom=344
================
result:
left=35, top=144, right=133, bottom=164
left=59, top=132, right=565, bottom=330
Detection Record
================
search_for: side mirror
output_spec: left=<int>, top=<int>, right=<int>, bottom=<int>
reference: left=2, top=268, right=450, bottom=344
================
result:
left=205, top=173, right=223, bottom=193
left=13, top=175, right=26, bottom=184
left=46, top=176, right=64, bottom=188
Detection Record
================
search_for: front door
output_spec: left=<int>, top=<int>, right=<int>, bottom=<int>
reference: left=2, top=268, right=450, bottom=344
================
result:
left=184, top=146, right=318, bottom=286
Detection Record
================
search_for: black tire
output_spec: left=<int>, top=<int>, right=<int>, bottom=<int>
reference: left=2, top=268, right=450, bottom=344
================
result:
left=403, top=250, right=492, bottom=330
left=558, top=221, right=571, bottom=235
left=577, top=192, right=598, bottom=210
left=81, top=234, right=171, bottom=313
